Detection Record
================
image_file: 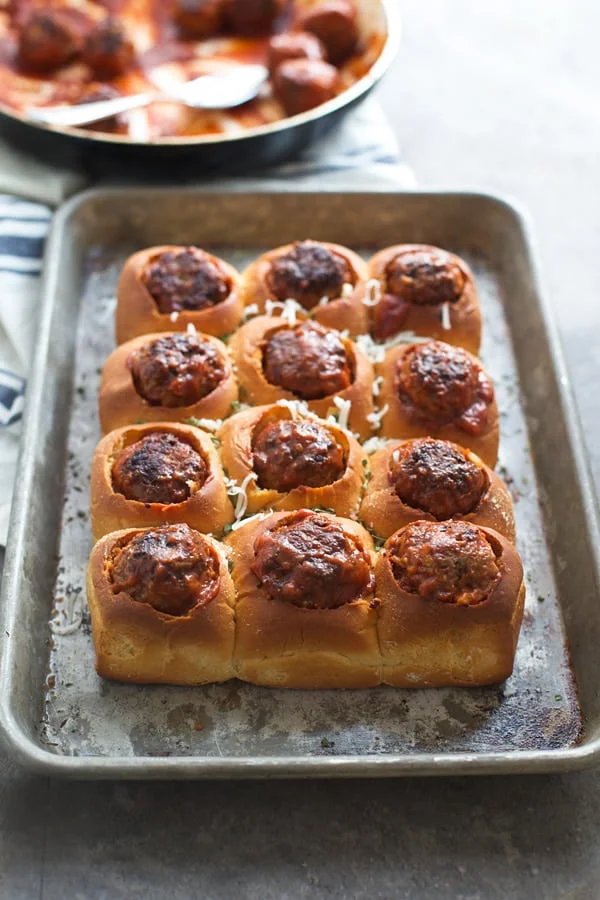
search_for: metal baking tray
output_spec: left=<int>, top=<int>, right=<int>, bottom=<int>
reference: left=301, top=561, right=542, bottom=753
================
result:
left=1, top=187, right=599, bottom=779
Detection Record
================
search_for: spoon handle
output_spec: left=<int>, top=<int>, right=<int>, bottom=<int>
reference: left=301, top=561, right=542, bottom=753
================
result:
left=26, top=92, right=161, bottom=128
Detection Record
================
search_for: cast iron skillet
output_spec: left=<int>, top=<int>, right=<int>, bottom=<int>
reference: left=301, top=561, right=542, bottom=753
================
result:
left=0, top=0, right=400, bottom=179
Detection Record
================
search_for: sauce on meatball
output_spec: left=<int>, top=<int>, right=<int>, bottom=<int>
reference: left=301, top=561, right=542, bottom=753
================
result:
left=262, top=321, right=353, bottom=400
left=129, top=333, right=226, bottom=407
left=175, top=0, right=224, bottom=38
left=297, top=0, right=359, bottom=65
left=112, top=432, right=208, bottom=505
left=267, top=240, right=352, bottom=309
left=386, top=248, right=465, bottom=306
left=272, top=57, right=339, bottom=116
left=387, top=520, right=500, bottom=606
left=252, top=418, right=346, bottom=491
left=396, top=341, right=493, bottom=434
left=84, top=19, right=135, bottom=78
left=252, top=511, right=373, bottom=608
left=19, top=10, right=84, bottom=70
left=110, top=524, right=220, bottom=615
left=143, top=247, right=231, bottom=314
left=267, top=31, right=326, bottom=74
left=222, top=0, right=285, bottom=35
left=389, top=438, right=487, bottom=519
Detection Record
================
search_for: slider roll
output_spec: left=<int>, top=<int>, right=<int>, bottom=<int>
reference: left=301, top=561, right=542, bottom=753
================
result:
left=240, top=240, right=369, bottom=335
left=218, top=403, right=367, bottom=517
left=360, top=437, right=515, bottom=541
left=227, top=509, right=381, bottom=688
left=367, top=244, right=481, bottom=353
left=87, top=524, right=236, bottom=685
left=377, top=340, right=499, bottom=466
left=98, top=331, right=237, bottom=434
left=376, top=521, right=525, bottom=687
left=90, top=422, right=234, bottom=540
left=229, top=316, right=375, bottom=439
left=116, top=245, right=243, bottom=344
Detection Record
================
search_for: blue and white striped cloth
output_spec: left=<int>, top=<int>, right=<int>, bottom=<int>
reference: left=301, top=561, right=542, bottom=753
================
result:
left=0, top=98, right=412, bottom=543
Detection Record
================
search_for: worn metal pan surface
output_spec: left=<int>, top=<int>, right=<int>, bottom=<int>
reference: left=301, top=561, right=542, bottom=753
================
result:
left=0, top=0, right=399, bottom=176
left=0, top=187, right=598, bottom=779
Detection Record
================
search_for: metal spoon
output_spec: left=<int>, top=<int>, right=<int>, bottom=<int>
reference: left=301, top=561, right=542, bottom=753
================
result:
left=26, top=64, right=269, bottom=128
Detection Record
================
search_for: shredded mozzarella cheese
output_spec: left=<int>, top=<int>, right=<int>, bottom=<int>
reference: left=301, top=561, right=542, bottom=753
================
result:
left=366, top=404, right=389, bottom=432
left=231, top=511, right=270, bottom=532
left=362, top=437, right=392, bottom=455
left=264, top=298, right=305, bottom=325
left=372, top=376, right=383, bottom=398
left=186, top=322, right=197, bottom=335
left=243, top=303, right=259, bottom=321
left=169, top=311, right=179, bottom=323
left=226, top=472, right=258, bottom=520
left=363, top=278, right=382, bottom=307
left=441, top=302, right=452, bottom=330
left=328, top=396, right=352, bottom=431
left=276, top=398, right=310, bottom=420
left=341, top=282, right=354, bottom=298
left=188, top=418, right=222, bottom=432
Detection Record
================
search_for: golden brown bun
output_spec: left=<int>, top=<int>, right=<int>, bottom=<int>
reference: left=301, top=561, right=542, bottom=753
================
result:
left=367, top=244, right=481, bottom=354
left=228, top=316, right=375, bottom=439
left=240, top=241, right=369, bottom=336
left=360, top=440, right=515, bottom=541
left=98, top=332, right=237, bottom=435
left=115, top=246, right=243, bottom=344
left=376, top=525, right=525, bottom=687
left=218, top=403, right=367, bottom=517
left=90, top=423, right=234, bottom=541
left=377, top=343, right=500, bottom=467
left=87, top=528, right=236, bottom=685
left=226, top=511, right=381, bottom=688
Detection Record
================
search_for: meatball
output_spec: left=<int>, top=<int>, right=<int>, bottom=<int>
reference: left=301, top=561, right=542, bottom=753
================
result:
left=83, top=19, right=135, bottom=78
left=262, top=321, right=352, bottom=400
left=252, top=511, right=373, bottom=608
left=174, top=0, right=224, bottom=39
left=267, top=240, right=352, bottom=309
left=387, top=521, right=500, bottom=606
left=396, top=341, right=479, bottom=423
left=19, top=10, right=83, bottom=71
left=143, top=247, right=231, bottom=314
left=386, top=248, right=466, bottom=306
left=112, top=432, right=208, bottom=505
left=267, top=31, right=326, bottom=73
left=129, top=333, right=226, bottom=407
left=252, top=418, right=346, bottom=491
left=297, top=0, right=359, bottom=65
left=110, top=524, right=220, bottom=615
left=222, top=0, right=285, bottom=35
left=389, top=438, right=487, bottom=520
left=272, top=57, right=338, bottom=116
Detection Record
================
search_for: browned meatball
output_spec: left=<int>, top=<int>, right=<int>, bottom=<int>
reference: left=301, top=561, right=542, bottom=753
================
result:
left=297, top=0, right=359, bottom=65
left=396, top=341, right=479, bottom=423
left=252, top=510, right=373, bottom=608
left=252, top=418, right=346, bottom=491
left=267, top=240, right=352, bottom=309
left=143, top=248, right=231, bottom=314
left=267, top=31, right=326, bottom=73
left=222, top=0, right=285, bottom=35
left=110, top=524, right=220, bottom=615
left=387, top=521, right=500, bottom=606
left=371, top=292, right=410, bottom=342
left=112, top=432, right=208, bottom=505
left=174, top=0, right=224, bottom=39
left=129, top=333, right=226, bottom=407
left=389, top=438, right=487, bottom=520
left=83, top=19, right=135, bottom=78
left=386, top=248, right=466, bottom=306
left=19, top=10, right=84, bottom=71
left=273, top=57, right=338, bottom=116
left=262, top=321, right=352, bottom=400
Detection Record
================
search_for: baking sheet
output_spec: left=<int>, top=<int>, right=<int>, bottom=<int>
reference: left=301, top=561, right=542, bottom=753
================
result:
left=2, top=189, right=598, bottom=778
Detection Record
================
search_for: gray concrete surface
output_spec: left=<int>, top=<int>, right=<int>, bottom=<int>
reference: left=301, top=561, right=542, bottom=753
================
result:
left=2, top=1, right=600, bottom=897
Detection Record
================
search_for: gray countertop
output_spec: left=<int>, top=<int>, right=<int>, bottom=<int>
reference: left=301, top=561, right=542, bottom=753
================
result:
left=2, top=1, right=600, bottom=897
